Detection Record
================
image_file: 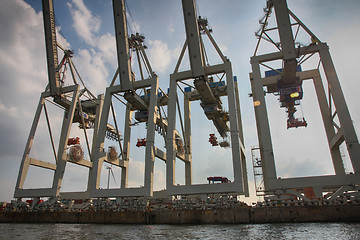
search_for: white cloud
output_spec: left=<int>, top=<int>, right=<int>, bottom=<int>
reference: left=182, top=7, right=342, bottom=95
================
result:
left=167, top=21, right=175, bottom=34
left=0, top=100, right=18, bottom=118
left=66, top=0, right=118, bottom=92
left=0, top=0, right=51, bottom=202
left=147, top=40, right=173, bottom=74
left=67, top=0, right=101, bottom=46
left=126, top=12, right=141, bottom=33
left=73, top=48, right=109, bottom=95
left=97, top=33, right=117, bottom=68
left=127, top=159, right=145, bottom=187
left=56, top=26, right=71, bottom=50
left=127, top=158, right=166, bottom=191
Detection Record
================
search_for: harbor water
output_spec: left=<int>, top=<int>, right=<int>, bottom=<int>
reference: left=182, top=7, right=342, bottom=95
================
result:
left=1, top=223, right=360, bottom=239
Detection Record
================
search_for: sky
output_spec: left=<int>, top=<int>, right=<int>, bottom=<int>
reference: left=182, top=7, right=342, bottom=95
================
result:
left=0, top=0, right=360, bottom=204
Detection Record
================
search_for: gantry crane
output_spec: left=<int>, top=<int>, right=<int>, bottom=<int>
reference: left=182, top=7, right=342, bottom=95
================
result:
left=250, top=0, right=360, bottom=201
left=88, top=0, right=183, bottom=198
left=166, top=0, right=248, bottom=196
left=14, top=0, right=115, bottom=203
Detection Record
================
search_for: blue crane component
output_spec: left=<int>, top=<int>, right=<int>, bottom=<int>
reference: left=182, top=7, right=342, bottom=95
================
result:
left=184, top=77, right=238, bottom=138
left=265, top=66, right=307, bottom=128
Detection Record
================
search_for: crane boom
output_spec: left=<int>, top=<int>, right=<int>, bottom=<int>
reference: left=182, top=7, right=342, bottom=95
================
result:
left=42, top=0, right=61, bottom=97
left=272, top=0, right=297, bottom=86
left=181, top=0, right=205, bottom=77
left=112, top=0, right=133, bottom=91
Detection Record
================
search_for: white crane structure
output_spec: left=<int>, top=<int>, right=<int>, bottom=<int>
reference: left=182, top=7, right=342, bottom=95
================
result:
left=249, top=0, right=360, bottom=201
left=165, top=0, right=249, bottom=196
left=14, top=0, right=110, bottom=203
left=14, top=0, right=359, bottom=204
left=88, top=0, right=180, bottom=198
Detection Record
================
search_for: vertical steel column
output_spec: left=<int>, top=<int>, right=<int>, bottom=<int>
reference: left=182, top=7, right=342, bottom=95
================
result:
left=143, top=77, right=159, bottom=196
left=15, top=96, right=46, bottom=191
left=166, top=77, right=178, bottom=189
left=92, top=95, right=104, bottom=145
left=319, top=47, right=360, bottom=173
left=52, top=85, right=80, bottom=196
left=87, top=94, right=104, bottom=192
left=234, top=78, right=249, bottom=196
left=184, top=95, right=192, bottom=185
left=250, top=61, right=277, bottom=188
left=313, top=75, right=345, bottom=174
left=234, top=79, right=244, bottom=143
left=225, top=66, right=243, bottom=192
left=121, top=105, right=133, bottom=188
left=89, top=87, right=113, bottom=191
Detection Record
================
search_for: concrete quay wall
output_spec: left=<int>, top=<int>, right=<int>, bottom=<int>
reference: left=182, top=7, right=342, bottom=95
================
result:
left=1, top=205, right=360, bottom=224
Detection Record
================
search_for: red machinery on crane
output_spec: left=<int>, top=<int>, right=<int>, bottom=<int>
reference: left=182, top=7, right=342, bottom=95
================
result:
left=207, top=176, right=231, bottom=184
left=208, top=134, right=218, bottom=146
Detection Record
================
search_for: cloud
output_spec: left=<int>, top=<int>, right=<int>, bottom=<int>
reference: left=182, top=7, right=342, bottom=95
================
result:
left=147, top=40, right=173, bottom=74
left=0, top=100, right=18, bottom=118
left=0, top=0, right=112, bottom=201
left=66, top=0, right=117, bottom=92
left=126, top=12, right=141, bottom=33
left=0, top=0, right=50, bottom=201
left=72, top=48, right=109, bottom=95
left=67, top=0, right=101, bottom=46
left=97, top=33, right=117, bottom=68
left=56, top=26, right=71, bottom=50
left=126, top=158, right=166, bottom=191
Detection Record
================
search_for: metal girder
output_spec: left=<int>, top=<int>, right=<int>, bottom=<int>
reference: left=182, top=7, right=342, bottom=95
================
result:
left=181, top=0, right=204, bottom=77
left=168, top=182, right=242, bottom=196
left=272, top=0, right=298, bottom=86
left=165, top=0, right=248, bottom=197
left=42, top=0, right=60, bottom=96
left=267, top=174, right=360, bottom=190
left=194, top=77, right=217, bottom=106
left=252, top=43, right=327, bottom=64
left=124, top=91, right=148, bottom=111
left=319, top=47, right=360, bottom=173
left=112, top=0, right=132, bottom=91
left=29, top=158, right=56, bottom=171
left=250, top=38, right=360, bottom=199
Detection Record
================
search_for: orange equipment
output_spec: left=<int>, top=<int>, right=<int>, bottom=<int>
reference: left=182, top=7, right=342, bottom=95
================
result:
left=287, top=118, right=308, bottom=129
left=67, top=137, right=80, bottom=146
left=209, top=134, right=218, bottom=146
left=136, top=138, right=146, bottom=147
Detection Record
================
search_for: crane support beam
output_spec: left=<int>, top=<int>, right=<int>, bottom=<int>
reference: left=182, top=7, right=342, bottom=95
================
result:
left=113, top=0, right=133, bottom=91
left=194, top=77, right=217, bottom=105
left=42, top=0, right=61, bottom=96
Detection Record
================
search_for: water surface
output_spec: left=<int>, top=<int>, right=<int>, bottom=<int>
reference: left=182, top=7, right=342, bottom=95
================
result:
left=1, top=223, right=359, bottom=239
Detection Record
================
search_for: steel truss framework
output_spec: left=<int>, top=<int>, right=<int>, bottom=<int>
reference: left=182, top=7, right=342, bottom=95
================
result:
left=89, top=0, right=176, bottom=198
left=166, top=0, right=248, bottom=196
left=14, top=0, right=104, bottom=203
left=250, top=0, right=360, bottom=201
